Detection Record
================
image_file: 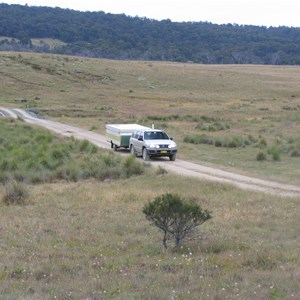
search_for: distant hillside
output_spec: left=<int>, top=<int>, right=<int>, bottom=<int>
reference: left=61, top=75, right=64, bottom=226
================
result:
left=1, top=3, right=300, bottom=64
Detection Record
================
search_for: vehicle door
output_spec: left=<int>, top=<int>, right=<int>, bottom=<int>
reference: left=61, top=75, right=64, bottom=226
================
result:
left=134, top=131, right=144, bottom=155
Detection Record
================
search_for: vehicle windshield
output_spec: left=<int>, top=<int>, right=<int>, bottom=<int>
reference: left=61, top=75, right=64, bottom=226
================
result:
left=144, top=131, right=169, bottom=140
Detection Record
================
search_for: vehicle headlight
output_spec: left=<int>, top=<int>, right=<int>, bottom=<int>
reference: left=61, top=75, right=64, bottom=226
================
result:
left=168, top=143, right=176, bottom=148
left=149, top=144, right=160, bottom=148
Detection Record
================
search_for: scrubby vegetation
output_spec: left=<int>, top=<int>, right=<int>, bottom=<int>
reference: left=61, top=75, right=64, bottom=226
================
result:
left=184, top=134, right=256, bottom=148
left=0, top=118, right=144, bottom=184
left=143, top=193, right=212, bottom=248
left=2, top=180, right=29, bottom=205
left=256, top=151, right=267, bottom=161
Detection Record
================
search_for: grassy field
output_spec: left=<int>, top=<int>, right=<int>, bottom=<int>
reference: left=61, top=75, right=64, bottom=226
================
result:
left=0, top=176, right=299, bottom=299
left=1, top=52, right=300, bottom=184
left=0, top=52, right=300, bottom=299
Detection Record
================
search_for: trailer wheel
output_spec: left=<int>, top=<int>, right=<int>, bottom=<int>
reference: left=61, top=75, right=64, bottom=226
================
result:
left=142, top=148, right=150, bottom=161
left=113, top=144, right=118, bottom=151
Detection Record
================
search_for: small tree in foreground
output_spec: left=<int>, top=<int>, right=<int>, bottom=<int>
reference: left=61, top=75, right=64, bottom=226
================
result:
left=143, top=193, right=212, bottom=249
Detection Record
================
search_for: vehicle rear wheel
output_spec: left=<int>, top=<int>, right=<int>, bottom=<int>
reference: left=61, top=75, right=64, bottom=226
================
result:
left=130, top=145, right=136, bottom=156
left=169, top=154, right=176, bottom=161
left=142, top=148, right=150, bottom=161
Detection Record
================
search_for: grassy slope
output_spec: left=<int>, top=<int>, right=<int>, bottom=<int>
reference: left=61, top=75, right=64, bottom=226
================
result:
left=1, top=52, right=300, bottom=184
left=0, top=118, right=144, bottom=184
left=0, top=52, right=300, bottom=299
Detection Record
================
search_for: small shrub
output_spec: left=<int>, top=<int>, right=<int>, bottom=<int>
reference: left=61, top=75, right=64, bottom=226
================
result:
left=210, top=122, right=229, bottom=131
left=195, top=122, right=206, bottom=130
left=248, top=135, right=258, bottom=143
left=2, top=181, right=29, bottom=205
left=51, top=148, right=66, bottom=160
left=268, top=146, right=281, bottom=161
left=90, top=125, right=98, bottom=131
left=79, top=139, right=90, bottom=152
left=66, top=164, right=81, bottom=182
left=227, top=139, right=238, bottom=148
left=31, top=64, right=42, bottom=70
left=123, top=155, right=144, bottom=177
left=259, top=138, right=267, bottom=148
left=200, top=115, right=216, bottom=122
left=196, top=120, right=229, bottom=132
left=214, top=138, right=223, bottom=147
left=35, top=133, right=52, bottom=143
left=184, top=134, right=214, bottom=145
left=290, top=150, right=300, bottom=157
left=243, top=250, right=281, bottom=271
left=143, top=193, right=212, bottom=249
left=101, top=152, right=118, bottom=167
left=256, top=151, right=267, bottom=161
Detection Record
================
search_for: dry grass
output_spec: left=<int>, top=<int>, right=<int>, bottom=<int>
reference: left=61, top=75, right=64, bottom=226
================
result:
left=0, top=176, right=299, bottom=299
left=0, top=52, right=300, bottom=298
left=1, top=52, right=300, bottom=184
left=30, top=38, right=67, bottom=49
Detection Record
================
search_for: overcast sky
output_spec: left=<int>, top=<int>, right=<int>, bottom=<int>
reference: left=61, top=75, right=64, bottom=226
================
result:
left=3, top=0, right=300, bottom=27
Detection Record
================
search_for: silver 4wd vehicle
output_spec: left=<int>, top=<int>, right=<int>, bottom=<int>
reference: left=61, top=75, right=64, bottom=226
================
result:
left=129, top=129, right=177, bottom=161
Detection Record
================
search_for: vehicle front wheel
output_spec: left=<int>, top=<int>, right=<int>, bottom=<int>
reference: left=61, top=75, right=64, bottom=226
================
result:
left=142, top=148, right=150, bottom=161
left=169, top=154, right=176, bottom=161
left=130, top=145, right=136, bottom=156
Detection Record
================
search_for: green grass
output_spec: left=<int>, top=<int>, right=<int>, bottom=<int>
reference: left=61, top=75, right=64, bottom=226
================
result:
left=0, top=118, right=144, bottom=183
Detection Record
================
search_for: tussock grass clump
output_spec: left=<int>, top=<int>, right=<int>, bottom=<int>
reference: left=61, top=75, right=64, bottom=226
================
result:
left=0, top=119, right=144, bottom=184
left=258, top=137, right=268, bottom=148
left=256, top=151, right=267, bottom=161
left=290, top=150, right=300, bottom=157
left=2, top=181, right=29, bottom=205
left=146, top=114, right=220, bottom=123
left=184, top=134, right=255, bottom=148
left=184, top=134, right=214, bottom=145
left=288, top=139, right=300, bottom=157
left=123, top=155, right=144, bottom=178
left=268, top=145, right=281, bottom=161
left=242, top=249, right=284, bottom=271
left=196, top=120, right=230, bottom=132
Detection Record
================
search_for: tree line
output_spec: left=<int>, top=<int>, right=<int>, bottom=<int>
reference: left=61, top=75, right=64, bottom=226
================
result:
left=1, top=3, right=300, bottom=64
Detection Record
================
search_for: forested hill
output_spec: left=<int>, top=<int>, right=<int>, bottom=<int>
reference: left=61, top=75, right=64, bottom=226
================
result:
left=1, top=3, right=300, bottom=64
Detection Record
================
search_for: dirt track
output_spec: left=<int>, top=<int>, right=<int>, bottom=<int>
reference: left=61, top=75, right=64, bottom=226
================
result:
left=1, top=107, right=300, bottom=198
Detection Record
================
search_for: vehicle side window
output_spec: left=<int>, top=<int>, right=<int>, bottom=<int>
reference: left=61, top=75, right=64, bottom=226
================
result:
left=144, top=131, right=152, bottom=140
